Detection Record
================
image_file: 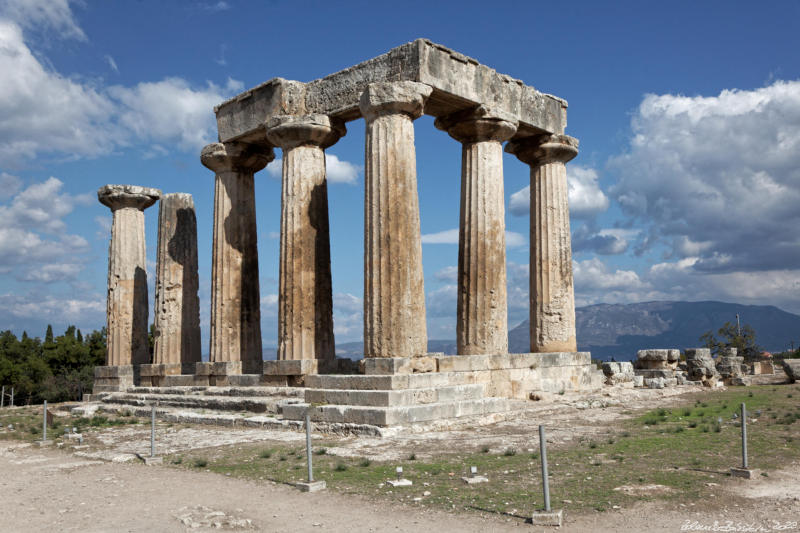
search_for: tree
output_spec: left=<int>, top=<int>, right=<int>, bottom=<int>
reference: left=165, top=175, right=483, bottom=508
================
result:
left=700, top=321, right=763, bottom=361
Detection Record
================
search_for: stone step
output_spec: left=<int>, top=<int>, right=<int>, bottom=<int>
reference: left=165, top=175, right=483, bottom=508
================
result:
left=102, top=392, right=304, bottom=414
left=282, top=397, right=511, bottom=427
left=127, top=386, right=304, bottom=398
left=305, top=372, right=460, bottom=391
left=304, top=383, right=486, bottom=407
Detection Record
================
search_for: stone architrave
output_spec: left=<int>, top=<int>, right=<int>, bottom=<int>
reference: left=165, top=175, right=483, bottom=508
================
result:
left=201, top=142, right=273, bottom=373
left=98, top=185, right=161, bottom=366
left=435, top=106, right=518, bottom=355
left=266, top=114, right=344, bottom=361
left=506, top=134, right=579, bottom=353
left=359, top=82, right=432, bottom=358
left=152, top=193, right=201, bottom=366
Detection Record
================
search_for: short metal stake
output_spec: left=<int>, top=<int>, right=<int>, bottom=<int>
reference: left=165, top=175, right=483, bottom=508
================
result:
left=1, top=386, right=5, bottom=408
left=42, top=400, right=47, bottom=441
left=150, top=405, right=156, bottom=458
left=539, top=425, right=551, bottom=512
left=305, top=412, right=313, bottom=483
left=741, top=403, right=748, bottom=469
left=10, top=387, right=13, bottom=407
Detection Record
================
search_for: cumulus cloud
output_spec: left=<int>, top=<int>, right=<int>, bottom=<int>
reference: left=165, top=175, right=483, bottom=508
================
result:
left=0, top=0, right=86, bottom=41
left=573, top=226, right=639, bottom=255
left=0, top=19, right=243, bottom=165
left=434, top=265, right=457, bottom=282
left=333, top=292, right=362, bottom=340
left=104, top=54, right=119, bottom=73
left=421, top=228, right=459, bottom=244
left=509, top=165, right=609, bottom=218
left=0, top=177, right=90, bottom=281
left=0, top=172, right=21, bottom=198
left=609, top=80, right=800, bottom=273
left=0, top=291, right=104, bottom=323
left=421, top=229, right=526, bottom=247
left=108, top=77, right=243, bottom=152
left=265, top=153, right=361, bottom=185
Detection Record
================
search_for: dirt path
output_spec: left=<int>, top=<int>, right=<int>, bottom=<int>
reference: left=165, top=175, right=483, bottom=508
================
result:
left=1, top=441, right=797, bottom=532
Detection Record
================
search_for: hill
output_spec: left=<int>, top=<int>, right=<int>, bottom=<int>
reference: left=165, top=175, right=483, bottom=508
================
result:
left=510, top=300, right=800, bottom=360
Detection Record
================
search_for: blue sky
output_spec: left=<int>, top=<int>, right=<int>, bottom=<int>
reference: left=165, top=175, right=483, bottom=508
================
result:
left=1, top=0, right=799, bottom=350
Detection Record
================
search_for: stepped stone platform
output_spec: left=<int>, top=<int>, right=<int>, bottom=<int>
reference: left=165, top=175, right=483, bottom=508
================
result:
left=88, top=352, right=602, bottom=431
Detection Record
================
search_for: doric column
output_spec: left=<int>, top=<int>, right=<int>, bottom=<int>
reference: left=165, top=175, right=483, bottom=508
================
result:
left=98, top=185, right=161, bottom=366
left=266, top=114, right=344, bottom=361
left=152, top=193, right=201, bottom=366
left=506, top=134, right=579, bottom=353
left=201, top=142, right=273, bottom=372
left=435, top=106, right=518, bottom=355
left=359, top=82, right=432, bottom=358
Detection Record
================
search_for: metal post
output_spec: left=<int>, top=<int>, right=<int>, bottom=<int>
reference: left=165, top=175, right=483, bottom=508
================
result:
left=10, top=387, right=13, bottom=407
left=1, top=386, right=4, bottom=408
left=539, top=425, right=551, bottom=512
left=150, top=405, right=156, bottom=458
left=305, top=412, right=313, bottom=483
left=741, top=403, right=748, bottom=469
left=42, top=400, right=47, bottom=441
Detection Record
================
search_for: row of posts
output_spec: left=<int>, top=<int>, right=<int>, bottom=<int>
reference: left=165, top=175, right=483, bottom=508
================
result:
left=100, top=81, right=581, bottom=369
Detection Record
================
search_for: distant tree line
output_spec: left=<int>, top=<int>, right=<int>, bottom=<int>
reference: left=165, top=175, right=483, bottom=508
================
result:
left=0, top=325, right=106, bottom=405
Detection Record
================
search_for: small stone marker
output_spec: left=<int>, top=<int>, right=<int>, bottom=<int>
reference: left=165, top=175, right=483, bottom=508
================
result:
left=462, top=465, right=488, bottom=484
left=387, top=466, right=412, bottom=487
left=36, top=400, right=53, bottom=447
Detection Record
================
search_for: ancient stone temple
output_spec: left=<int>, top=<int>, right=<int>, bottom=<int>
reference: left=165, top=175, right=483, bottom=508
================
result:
left=93, top=39, right=603, bottom=427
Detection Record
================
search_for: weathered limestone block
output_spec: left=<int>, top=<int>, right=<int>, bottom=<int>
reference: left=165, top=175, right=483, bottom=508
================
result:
left=266, top=114, right=344, bottom=361
left=201, top=142, right=273, bottom=373
left=505, top=135, right=578, bottom=353
left=751, top=361, right=774, bottom=375
left=435, top=106, right=518, bottom=355
left=153, top=193, right=201, bottom=366
left=98, top=185, right=161, bottom=366
left=716, top=355, right=746, bottom=378
left=781, top=359, right=800, bottom=383
left=601, top=361, right=635, bottom=386
left=214, top=40, right=566, bottom=146
left=685, top=347, right=721, bottom=386
left=360, top=82, right=431, bottom=358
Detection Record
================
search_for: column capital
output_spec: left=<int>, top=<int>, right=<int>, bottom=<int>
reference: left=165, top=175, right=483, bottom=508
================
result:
left=265, top=114, right=345, bottom=150
left=200, top=142, right=274, bottom=174
left=98, top=184, right=161, bottom=211
left=358, top=81, right=433, bottom=122
left=505, top=134, right=579, bottom=166
left=434, top=105, right=518, bottom=144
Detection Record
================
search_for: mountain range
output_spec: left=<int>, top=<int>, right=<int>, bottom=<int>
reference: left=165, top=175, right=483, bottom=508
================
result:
left=269, top=301, right=800, bottom=362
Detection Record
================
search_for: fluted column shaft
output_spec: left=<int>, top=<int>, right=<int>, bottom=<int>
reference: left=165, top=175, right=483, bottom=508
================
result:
left=153, top=193, right=201, bottom=365
left=201, top=142, right=273, bottom=372
left=436, top=107, right=518, bottom=355
left=98, top=185, right=160, bottom=366
left=360, top=82, right=432, bottom=358
left=506, top=134, right=579, bottom=353
left=266, top=114, right=344, bottom=361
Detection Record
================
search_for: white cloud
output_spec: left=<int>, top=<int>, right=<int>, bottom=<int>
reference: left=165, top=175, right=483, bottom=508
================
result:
left=421, top=228, right=459, bottom=244
left=0, top=292, right=104, bottom=322
left=95, top=214, right=111, bottom=239
left=0, top=0, right=86, bottom=41
left=326, top=154, right=360, bottom=184
left=202, top=1, right=230, bottom=11
left=333, top=292, right=362, bottom=339
left=609, top=80, right=800, bottom=273
left=266, top=154, right=361, bottom=185
left=434, top=265, right=457, bottom=282
left=422, top=228, right=525, bottom=247
left=108, top=77, right=243, bottom=152
left=104, top=54, right=119, bottom=73
left=0, top=177, right=90, bottom=280
left=0, top=20, right=243, bottom=165
left=505, top=230, right=526, bottom=248
left=0, top=21, right=119, bottom=164
left=509, top=165, right=609, bottom=219
left=0, top=172, right=21, bottom=198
